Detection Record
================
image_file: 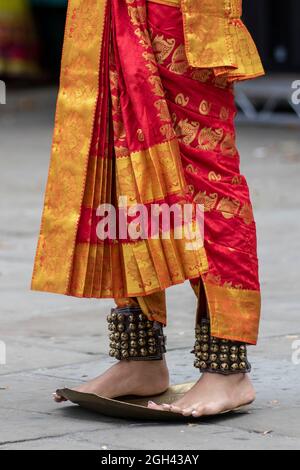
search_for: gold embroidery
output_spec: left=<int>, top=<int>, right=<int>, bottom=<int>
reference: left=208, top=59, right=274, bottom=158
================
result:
left=152, top=34, right=176, bottom=64
left=205, top=273, right=222, bottom=285
left=168, top=44, right=189, bottom=75
left=213, top=75, right=229, bottom=88
left=194, top=191, right=218, bottom=212
left=160, top=123, right=175, bottom=140
left=127, top=5, right=147, bottom=26
left=31, top=0, right=108, bottom=295
left=109, top=69, right=118, bottom=89
left=148, top=75, right=165, bottom=97
left=191, top=69, right=212, bottom=83
left=113, top=120, right=126, bottom=142
left=134, top=27, right=152, bottom=49
left=198, top=127, right=224, bottom=151
left=145, top=60, right=159, bottom=74
left=185, top=163, right=198, bottom=175
left=154, top=99, right=170, bottom=121
left=199, top=100, right=212, bottom=116
left=175, top=118, right=200, bottom=145
left=220, top=106, right=230, bottom=121
left=204, top=281, right=261, bottom=345
left=32, top=0, right=260, bottom=345
left=232, top=175, right=243, bottom=185
left=216, top=197, right=240, bottom=219
left=148, top=0, right=180, bottom=6
left=115, top=146, right=130, bottom=158
left=175, top=93, right=189, bottom=107
left=137, top=129, right=145, bottom=142
left=220, top=133, right=237, bottom=156
left=208, top=171, right=221, bottom=182
left=116, top=139, right=185, bottom=205
left=180, top=0, right=265, bottom=82
left=240, top=203, right=254, bottom=225
left=187, top=184, right=195, bottom=195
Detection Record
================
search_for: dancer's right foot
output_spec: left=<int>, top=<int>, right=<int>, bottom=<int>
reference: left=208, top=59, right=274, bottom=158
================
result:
left=148, top=372, right=255, bottom=417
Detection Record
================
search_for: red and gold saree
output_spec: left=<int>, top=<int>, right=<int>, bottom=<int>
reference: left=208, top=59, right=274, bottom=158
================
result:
left=32, top=0, right=264, bottom=345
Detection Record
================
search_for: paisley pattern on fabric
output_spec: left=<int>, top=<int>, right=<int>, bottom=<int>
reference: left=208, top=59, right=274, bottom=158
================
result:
left=32, top=0, right=261, bottom=344
left=138, top=1, right=260, bottom=343
left=32, top=0, right=208, bottom=301
left=150, top=0, right=265, bottom=81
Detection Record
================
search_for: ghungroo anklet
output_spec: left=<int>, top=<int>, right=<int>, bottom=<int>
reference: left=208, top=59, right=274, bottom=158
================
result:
left=193, top=319, right=251, bottom=374
left=107, top=306, right=166, bottom=361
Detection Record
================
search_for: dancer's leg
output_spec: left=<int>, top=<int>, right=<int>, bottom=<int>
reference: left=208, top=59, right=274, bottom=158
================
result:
left=54, top=301, right=169, bottom=402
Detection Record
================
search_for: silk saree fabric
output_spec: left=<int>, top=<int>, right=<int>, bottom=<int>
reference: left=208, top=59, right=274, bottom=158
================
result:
left=149, top=0, right=264, bottom=81
left=115, top=1, right=261, bottom=344
left=32, top=0, right=262, bottom=344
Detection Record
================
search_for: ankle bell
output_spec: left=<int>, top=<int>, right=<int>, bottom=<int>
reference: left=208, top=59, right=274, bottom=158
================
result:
left=107, top=306, right=166, bottom=361
left=193, top=319, right=251, bottom=374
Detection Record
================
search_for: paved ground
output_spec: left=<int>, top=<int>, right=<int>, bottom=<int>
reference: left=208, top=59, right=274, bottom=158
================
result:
left=0, top=87, right=300, bottom=450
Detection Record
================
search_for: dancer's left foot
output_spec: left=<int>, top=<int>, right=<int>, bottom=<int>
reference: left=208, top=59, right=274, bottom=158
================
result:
left=53, top=357, right=169, bottom=403
left=148, top=372, right=255, bottom=417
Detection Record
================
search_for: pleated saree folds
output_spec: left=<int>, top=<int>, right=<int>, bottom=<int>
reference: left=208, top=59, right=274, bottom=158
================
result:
left=32, top=0, right=264, bottom=344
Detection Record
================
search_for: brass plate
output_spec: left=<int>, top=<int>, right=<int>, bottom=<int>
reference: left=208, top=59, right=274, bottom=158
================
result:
left=56, top=382, right=250, bottom=421
left=57, top=382, right=194, bottom=421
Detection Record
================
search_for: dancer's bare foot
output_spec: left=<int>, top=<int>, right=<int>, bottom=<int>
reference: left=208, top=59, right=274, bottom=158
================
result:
left=53, top=357, right=169, bottom=403
left=148, top=372, right=255, bottom=417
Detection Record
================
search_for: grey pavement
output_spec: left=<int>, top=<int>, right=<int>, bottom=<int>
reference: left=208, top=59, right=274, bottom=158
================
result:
left=0, top=87, right=300, bottom=450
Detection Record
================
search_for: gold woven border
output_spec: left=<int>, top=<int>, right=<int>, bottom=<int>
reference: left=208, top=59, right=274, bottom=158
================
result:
left=147, top=0, right=180, bottom=7
left=204, top=282, right=261, bottom=345
left=31, top=0, right=108, bottom=294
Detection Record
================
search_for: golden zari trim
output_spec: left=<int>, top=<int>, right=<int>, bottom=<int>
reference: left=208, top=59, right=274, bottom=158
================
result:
left=180, top=0, right=264, bottom=80
left=31, top=0, right=108, bottom=295
left=203, top=282, right=261, bottom=345
left=149, top=0, right=265, bottom=81
left=116, top=139, right=187, bottom=206
left=69, top=235, right=208, bottom=300
left=147, top=0, right=180, bottom=7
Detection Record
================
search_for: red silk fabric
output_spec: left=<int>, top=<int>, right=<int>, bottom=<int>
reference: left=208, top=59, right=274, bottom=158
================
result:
left=77, top=0, right=260, bottom=292
left=147, top=2, right=260, bottom=292
left=71, top=0, right=261, bottom=342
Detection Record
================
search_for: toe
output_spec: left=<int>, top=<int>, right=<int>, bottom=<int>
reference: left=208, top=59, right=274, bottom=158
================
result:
left=53, top=393, right=67, bottom=403
left=191, top=409, right=203, bottom=418
left=148, top=401, right=165, bottom=411
left=191, top=403, right=205, bottom=418
left=169, top=405, right=183, bottom=414
left=182, top=407, right=194, bottom=416
left=162, top=403, right=171, bottom=411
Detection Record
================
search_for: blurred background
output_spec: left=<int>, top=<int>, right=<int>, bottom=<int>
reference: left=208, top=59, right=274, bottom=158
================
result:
left=0, top=0, right=300, bottom=450
left=0, top=0, right=67, bottom=83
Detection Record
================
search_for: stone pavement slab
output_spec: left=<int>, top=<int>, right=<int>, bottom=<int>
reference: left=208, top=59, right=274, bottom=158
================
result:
left=0, top=88, right=300, bottom=449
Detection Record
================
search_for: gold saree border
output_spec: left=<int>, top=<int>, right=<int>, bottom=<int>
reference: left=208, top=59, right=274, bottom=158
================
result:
left=203, top=282, right=261, bottom=345
left=147, top=0, right=180, bottom=7
left=180, top=0, right=265, bottom=81
left=69, top=230, right=208, bottom=299
left=70, top=136, right=209, bottom=299
left=83, top=138, right=190, bottom=210
left=31, top=0, right=108, bottom=295
left=116, top=139, right=187, bottom=206
left=83, top=140, right=186, bottom=209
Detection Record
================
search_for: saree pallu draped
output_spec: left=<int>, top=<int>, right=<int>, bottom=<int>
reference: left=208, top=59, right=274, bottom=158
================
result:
left=32, top=0, right=262, bottom=345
